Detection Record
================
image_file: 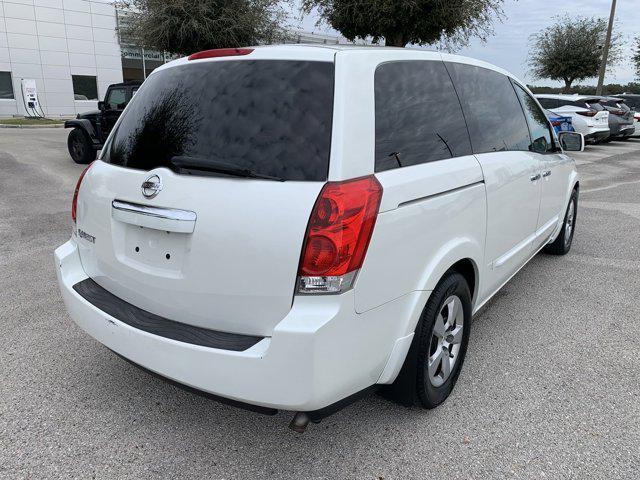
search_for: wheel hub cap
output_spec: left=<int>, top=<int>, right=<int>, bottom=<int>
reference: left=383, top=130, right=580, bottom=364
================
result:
left=428, top=295, right=464, bottom=387
left=565, top=200, right=575, bottom=247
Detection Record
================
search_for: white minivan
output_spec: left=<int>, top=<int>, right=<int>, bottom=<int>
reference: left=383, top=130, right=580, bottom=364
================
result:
left=55, top=45, right=582, bottom=431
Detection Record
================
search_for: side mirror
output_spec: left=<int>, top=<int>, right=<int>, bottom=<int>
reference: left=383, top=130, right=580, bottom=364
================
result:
left=530, top=136, right=548, bottom=153
left=558, top=131, right=585, bottom=152
left=97, top=101, right=105, bottom=111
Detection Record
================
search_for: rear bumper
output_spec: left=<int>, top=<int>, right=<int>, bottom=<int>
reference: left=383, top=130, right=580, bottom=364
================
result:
left=55, top=239, right=425, bottom=412
left=616, top=125, right=635, bottom=138
left=584, top=129, right=610, bottom=142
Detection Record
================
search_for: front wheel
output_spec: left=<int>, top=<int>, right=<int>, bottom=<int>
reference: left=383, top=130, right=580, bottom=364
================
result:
left=544, top=189, right=578, bottom=255
left=415, top=272, right=472, bottom=409
left=68, top=128, right=96, bottom=164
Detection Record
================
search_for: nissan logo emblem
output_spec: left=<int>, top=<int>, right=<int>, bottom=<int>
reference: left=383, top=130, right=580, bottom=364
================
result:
left=141, top=174, right=162, bottom=199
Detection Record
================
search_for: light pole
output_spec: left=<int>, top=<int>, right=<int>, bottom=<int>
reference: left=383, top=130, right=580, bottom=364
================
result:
left=596, top=0, right=617, bottom=96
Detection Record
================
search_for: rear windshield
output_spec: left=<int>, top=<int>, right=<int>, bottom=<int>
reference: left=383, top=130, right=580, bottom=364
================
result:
left=102, top=60, right=334, bottom=181
left=621, top=97, right=640, bottom=110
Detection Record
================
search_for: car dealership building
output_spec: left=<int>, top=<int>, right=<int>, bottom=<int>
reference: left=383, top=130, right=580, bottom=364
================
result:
left=0, top=0, right=352, bottom=118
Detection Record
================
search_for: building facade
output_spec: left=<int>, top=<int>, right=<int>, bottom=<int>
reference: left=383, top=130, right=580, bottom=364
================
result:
left=0, top=0, right=359, bottom=118
left=0, top=0, right=122, bottom=117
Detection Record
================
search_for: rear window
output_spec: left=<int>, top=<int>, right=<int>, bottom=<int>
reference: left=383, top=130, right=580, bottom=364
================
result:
left=621, top=97, right=640, bottom=110
left=102, top=60, right=334, bottom=181
left=537, top=97, right=559, bottom=109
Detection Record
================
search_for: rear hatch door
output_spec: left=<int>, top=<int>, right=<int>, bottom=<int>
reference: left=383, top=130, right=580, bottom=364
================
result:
left=75, top=56, right=335, bottom=337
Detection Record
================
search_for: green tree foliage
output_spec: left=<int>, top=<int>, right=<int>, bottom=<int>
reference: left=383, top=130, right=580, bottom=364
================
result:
left=529, top=83, right=640, bottom=95
left=528, top=15, right=622, bottom=92
left=119, top=0, right=288, bottom=56
left=633, top=37, right=640, bottom=81
left=301, top=0, right=506, bottom=48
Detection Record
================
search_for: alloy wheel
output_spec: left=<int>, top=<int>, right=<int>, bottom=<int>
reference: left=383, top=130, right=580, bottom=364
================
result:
left=428, top=295, right=465, bottom=387
left=565, top=199, right=575, bottom=248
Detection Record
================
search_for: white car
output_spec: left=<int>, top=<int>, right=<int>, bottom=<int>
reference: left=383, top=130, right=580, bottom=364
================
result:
left=536, top=94, right=610, bottom=142
left=55, top=46, right=582, bottom=431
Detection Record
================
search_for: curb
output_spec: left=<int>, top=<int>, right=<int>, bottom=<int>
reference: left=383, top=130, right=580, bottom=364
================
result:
left=0, top=123, right=66, bottom=129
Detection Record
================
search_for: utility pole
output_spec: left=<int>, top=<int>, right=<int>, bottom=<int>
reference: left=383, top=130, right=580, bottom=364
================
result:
left=596, top=0, right=617, bottom=96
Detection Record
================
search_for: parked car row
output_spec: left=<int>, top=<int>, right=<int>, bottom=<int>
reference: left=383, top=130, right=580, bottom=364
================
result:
left=536, top=93, right=638, bottom=143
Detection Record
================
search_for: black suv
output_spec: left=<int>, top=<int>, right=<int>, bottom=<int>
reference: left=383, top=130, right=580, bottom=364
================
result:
left=65, top=81, right=142, bottom=164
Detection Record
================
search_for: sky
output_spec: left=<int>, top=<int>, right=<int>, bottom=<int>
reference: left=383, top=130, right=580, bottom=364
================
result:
left=290, top=0, right=639, bottom=86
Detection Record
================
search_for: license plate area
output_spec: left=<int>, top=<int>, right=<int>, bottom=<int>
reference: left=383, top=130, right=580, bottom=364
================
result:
left=119, top=224, right=190, bottom=277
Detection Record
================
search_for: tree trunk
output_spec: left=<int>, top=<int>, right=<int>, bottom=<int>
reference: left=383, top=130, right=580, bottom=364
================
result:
left=563, top=79, right=573, bottom=92
left=385, top=32, right=408, bottom=47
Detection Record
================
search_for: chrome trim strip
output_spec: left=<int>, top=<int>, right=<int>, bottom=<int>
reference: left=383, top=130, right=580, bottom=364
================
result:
left=397, top=180, right=485, bottom=208
left=111, top=200, right=197, bottom=222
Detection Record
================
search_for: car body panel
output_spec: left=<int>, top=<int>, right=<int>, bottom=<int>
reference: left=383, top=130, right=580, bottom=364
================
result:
left=56, top=45, right=579, bottom=411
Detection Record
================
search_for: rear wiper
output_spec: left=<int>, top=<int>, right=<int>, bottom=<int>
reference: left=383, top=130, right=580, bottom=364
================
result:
left=169, top=156, right=285, bottom=182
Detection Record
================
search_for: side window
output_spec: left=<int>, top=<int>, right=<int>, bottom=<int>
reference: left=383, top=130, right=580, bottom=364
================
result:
left=105, top=88, right=127, bottom=110
left=375, top=60, right=472, bottom=172
left=445, top=62, right=531, bottom=154
left=512, top=83, right=554, bottom=153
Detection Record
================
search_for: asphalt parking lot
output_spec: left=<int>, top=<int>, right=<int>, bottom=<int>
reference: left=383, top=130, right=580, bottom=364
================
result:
left=1, top=129, right=639, bottom=479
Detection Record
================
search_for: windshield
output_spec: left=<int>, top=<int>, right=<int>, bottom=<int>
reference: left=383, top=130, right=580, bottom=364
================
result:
left=102, top=60, right=335, bottom=181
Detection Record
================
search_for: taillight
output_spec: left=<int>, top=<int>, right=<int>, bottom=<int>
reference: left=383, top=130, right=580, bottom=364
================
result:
left=188, top=48, right=253, bottom=61
left=71, top=162, right=93, bottom=223
left=297, top=175, right=383, bottom=294
left=577, top=111, right=597, bottom=117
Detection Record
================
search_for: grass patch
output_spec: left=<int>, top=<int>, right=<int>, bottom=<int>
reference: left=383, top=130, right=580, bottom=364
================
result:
left=0, top=118, right=65, bottom=126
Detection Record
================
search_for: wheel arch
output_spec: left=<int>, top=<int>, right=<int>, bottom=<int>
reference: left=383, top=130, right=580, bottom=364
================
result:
left=415, top=238, right=483, bottom=312
left=378, top=254, right=479, bottom=404
left=64, top=119, right=100, bottom=145
left=448, top=258, right=478, bottom=306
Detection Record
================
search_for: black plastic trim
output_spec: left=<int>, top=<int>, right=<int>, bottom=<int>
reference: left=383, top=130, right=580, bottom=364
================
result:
left=73, top=278, right=264, bottom=352
left=305, top=385, right=379, bottom=422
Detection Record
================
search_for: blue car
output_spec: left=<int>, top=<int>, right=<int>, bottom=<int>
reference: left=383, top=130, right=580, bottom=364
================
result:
left=544, top=109, right=575, bottom=134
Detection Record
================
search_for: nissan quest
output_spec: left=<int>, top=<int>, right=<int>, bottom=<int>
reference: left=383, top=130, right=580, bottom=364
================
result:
left=55, top=45, right=582, bottom=432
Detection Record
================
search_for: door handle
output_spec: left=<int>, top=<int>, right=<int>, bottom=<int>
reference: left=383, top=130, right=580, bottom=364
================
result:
left=530, top=173, right=541, bottom=182
left=542, top=170, right=551, bottom=178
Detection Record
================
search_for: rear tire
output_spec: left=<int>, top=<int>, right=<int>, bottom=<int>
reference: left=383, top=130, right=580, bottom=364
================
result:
left=544, top=189, right=578, bottom=255
left=68, top=128, right=96, bottom=164
left=414, top=272, right=472, bottom=409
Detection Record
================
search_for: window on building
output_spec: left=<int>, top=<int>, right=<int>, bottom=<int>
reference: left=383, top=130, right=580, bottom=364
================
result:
left=375, top=60, right=472, bottom=172
left=0, top=72, right=14, bottom=99
left=445, top=62, right=531, bottom=154
left=72, top=75, right=98, bottom=100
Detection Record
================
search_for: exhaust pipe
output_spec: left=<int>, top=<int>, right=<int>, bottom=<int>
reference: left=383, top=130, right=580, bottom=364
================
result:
left=289, top=412, right=310, bottom=433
